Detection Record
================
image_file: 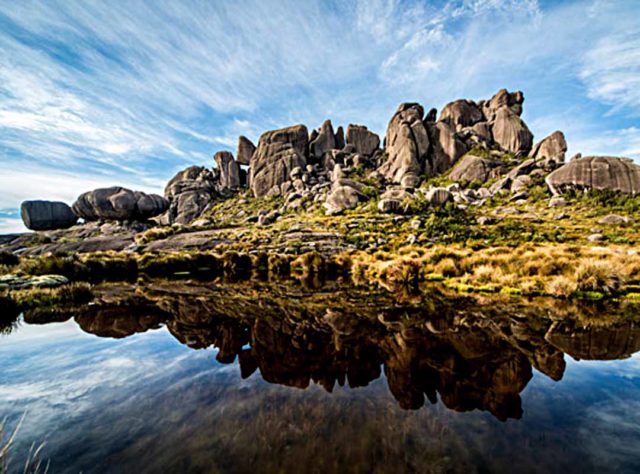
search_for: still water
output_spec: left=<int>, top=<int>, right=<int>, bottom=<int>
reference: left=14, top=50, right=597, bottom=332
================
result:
left=1, top=281, right=640, bottom=473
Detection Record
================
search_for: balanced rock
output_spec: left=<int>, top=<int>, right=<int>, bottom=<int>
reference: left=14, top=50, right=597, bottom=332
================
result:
left=236, top=136, right=256, bottom=165
left=378, top=103, right=430, bottom=185
left=531, top=131, right=567, bottom=167
left=546, top=156, right=640, bottom=195
left=440, top=99, right=484, bottom=129
left=214, top=151, right=240, bottom=189
left=250, top=125, right=308, bottom=198
left=73, top=187, right=168, bottom=222
left=20, top=200, right=78, bottom=231
left=346, top=124, right=380, bottom=156
left=165, top=166, right=218, bottom=224
left=448, top=154, right=506, bottom=184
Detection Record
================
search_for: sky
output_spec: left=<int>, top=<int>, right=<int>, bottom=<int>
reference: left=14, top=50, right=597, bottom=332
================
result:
left=0, top=0, right=639, bottom=233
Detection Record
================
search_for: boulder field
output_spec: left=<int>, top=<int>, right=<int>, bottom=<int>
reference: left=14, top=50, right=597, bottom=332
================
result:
left=17, top=88, right=640, bottom=233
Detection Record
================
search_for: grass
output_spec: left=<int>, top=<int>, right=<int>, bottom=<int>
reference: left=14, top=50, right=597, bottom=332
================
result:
left=11, top=282, right=93, bottom=310
left=1, top=415, right=49, bottom=474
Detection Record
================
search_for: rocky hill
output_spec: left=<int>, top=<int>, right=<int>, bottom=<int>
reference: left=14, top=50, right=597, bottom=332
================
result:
left=3, top=88, right=640, bottom=301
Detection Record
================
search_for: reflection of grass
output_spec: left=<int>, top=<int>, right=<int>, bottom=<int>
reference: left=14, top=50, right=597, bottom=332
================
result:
left=0, top=414, right=49, bottom=474
left=0, top=295, right=20, bottom=335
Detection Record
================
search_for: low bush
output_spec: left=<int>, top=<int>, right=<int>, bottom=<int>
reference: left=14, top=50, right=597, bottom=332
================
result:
left=574, top=261, right=624, bottom=295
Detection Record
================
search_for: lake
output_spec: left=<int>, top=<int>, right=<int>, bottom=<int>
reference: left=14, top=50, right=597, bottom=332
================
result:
left=1, top=281, right=639, bottom=473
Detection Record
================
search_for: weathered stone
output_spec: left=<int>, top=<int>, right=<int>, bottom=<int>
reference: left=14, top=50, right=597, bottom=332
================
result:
left=425, top=187, right=452, bottom=208
left=0, top=274, right=69, bottom=290
left=20, top=200, right=78, bottom=231
left=440, top=99, right=484, bottom=129
left=324, top=185, right=364, bottom=215
left=429, top=121, right=468, bottom=173
left=378, top=103, right=430, bottom=184
left=491, top=107, right=533, bottom=156
left=598, top=214, right=631, bottom=225
left=588, top=233, right=605, bottom=242
left=73, top=187, right=168, bottom=222
left=335, top=126, right=345, bottom=150
left=250, top=125, right=308, bottom=198
left=346, top=124, right=380, bottom=156
left=548, top=196, right=568, bottom=207
left=236, top=136, right=256, bottom=166
left=165, top=166, right=218, bottom=224
left=310, top=120, right=337, bottom=160
left=531, top=131, right=567, bottom=167
left=485, top=89, right=525, bottom=118
left=546, top=156, right=640, bottom=195
left=511, top=175, right=532, bottom=193
left=448, top=154, right=506, bottom=184
left=378, top=188, right=413, bottom=214
left=214, top=151, right=240, bottom=189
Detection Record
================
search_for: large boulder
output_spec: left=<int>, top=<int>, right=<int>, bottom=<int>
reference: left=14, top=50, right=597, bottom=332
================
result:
left=250, top=125, right=308, bottom=198
left=310, top=120, right=337, bottom=160
left=484, top=89, right=525, bottom=118
left=429, top=121, right=468, bottom=173
left=20, top=200, right=78, bottom=231
left=236, top=136, right=256, bottom=166
left=73, top=187, right=168, bottom=222
left=440, top=99, right=484, bottom=129
left=378, top=103, right=431, bottom=185
left=165, top=166, right=218, bottom=224
left=545, top=156, right=640, bottom=195
left=214, top=151, right=240, bottom=189
left=531, top=131, right=567, bottom=167
left=448, top=154, right=506, bottom=184
left=490, top=107, right=533, bottom=156
left=324, top=185, right=364, bottom=215
left=346, top=124, right=380, bottom=156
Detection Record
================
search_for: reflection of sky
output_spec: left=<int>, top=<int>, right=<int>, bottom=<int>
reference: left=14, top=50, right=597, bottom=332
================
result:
left=1, top=321, right=639, bottom=474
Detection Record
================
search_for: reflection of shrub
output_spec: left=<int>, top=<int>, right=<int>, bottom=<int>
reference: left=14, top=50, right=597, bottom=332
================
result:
left=0, top=294, right=20, bottom=334
left=82, top=253, right=138, bottom=282
left=292, top=252, right=326, bottom=276
left=222, top=252, right=252, bottom=280
left=20, top=254, right=89, bottom=280
left=382, top=259, right=422, bottom=291
left=268, top=254, right=291, bottom=278
left=138, top=252, right=219, bottom=278
left=574, top=261, right=623, bottom=295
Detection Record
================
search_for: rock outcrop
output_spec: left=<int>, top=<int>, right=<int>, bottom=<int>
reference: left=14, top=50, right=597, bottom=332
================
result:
left=250, top=125, right=308, bottom=198
left=214, top=151, right=240, bottom=189
left=346, top=124, right=380, bottom=156
left=531, top=131, right=567, bottom=167
left=448, top=154, right=506, bottom=184
left=165, top=166, right=218, bottom=224
left=428, top=121, right=468, bottom=173
left=545, top=156, right=640, bottom=195
left=310, top=120, right=337, bottom=160
left=440, top=99, right=484, bottom=129
left=378, top=103, right=430, bottom=186
left=490, top=107, right=533, bottom=157
left=20, top=200, right=78, bottom=231
left=73, top=187, right=168, bottom=222
left=236, top=136, right=255, bottom=166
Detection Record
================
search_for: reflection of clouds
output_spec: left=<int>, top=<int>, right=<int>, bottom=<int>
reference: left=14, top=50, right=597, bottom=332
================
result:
left=580, top=399, right=640, bottom=472
left=565, top=353, right=640, bottom=380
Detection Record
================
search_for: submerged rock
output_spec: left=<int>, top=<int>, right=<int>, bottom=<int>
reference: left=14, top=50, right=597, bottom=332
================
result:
left=20, top=200, right=78, bottom=231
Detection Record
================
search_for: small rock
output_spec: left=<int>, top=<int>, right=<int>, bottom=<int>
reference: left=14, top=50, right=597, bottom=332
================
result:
left=598, top=214, right=631, bottom=225
left=548, top=197, right=568, bottom=207
left=477, top=216, right=496, bottom=225
left=553, top=213, right=569, bottom=220
left=588, top=233, right=605, bottom=242
left=410, top=219, right=422, bottom=230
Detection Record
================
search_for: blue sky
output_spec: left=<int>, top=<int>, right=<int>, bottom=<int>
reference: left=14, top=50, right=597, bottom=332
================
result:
left=1, top=0, right=639, bottom=232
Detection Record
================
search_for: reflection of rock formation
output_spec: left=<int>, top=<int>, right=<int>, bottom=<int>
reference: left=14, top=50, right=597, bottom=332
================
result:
left=55, top=282, right=640, bottom=421
left=545, top=320, right=640, bottom=361
left=75, top=301, right=169, bottom=338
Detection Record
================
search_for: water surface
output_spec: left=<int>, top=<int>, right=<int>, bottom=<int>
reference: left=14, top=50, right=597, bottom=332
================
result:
left=1, top=282, right=639, bottom=473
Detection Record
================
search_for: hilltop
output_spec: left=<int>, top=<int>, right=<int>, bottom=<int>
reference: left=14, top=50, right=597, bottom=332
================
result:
left=3, top=88, right=640, bottom=301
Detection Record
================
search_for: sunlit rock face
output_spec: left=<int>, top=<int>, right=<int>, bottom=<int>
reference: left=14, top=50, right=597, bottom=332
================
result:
left=250, top=125, right=308, bottom=198
left=546, top=156, right=640, bottom=195
left=164, top=166, right=219, bottom=224
left=72, top=187, right=169, bottom=221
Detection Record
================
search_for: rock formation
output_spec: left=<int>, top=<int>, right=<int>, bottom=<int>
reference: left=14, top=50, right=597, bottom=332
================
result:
left=440, top=99, right=484, bottom=129
left=531, top=131, right=567, bottom=167
left=378, top=103, right=431, bottom=186
left=310, top=120, right=338, bottom=160
left=250, top=125, right=308, bottom=198
left=20, top=200, right=78, bottom=231
left=448, top=154, right=506, bottom=184
left=545, top=156, right=640, bottom=195
left=165, top=166, right=218, bottom=224
left=73, top=187, right=169, bottom=222
left=236, top=136, right=255, bottom=166
left=214, top=151, right=240, bottom=189
left=346, top=124, right=380, bottom=156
